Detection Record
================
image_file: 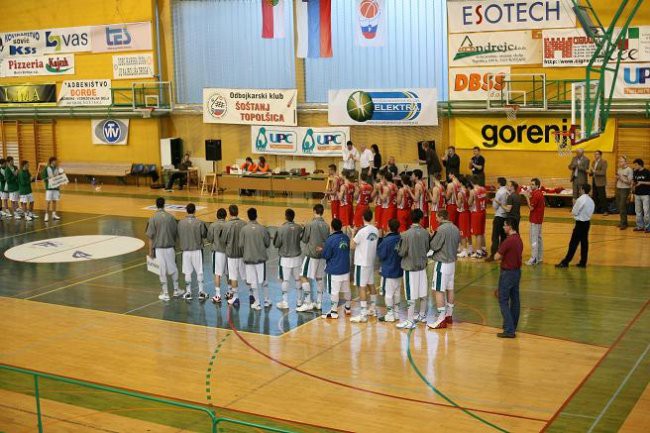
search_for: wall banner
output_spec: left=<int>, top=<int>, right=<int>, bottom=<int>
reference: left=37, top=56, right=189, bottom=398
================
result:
left=354, top=0, right=387, bottom=47
left=203, top=88, right=297, bottom=126
left=0, top=30, right=44, bottom=58
left=606, top=63, right=650, bottom=99
left=0, top=54, right=74, bottom=77
left=43, top=26, right=92, bottom=54
left=453, top=117, right=615, bottom=152
left=91, top=119, right=130, bottom=145
left=250, top=126, right=349, bottom=157
left=449, top=67, right=511, bottom=100
left=92, top=22, right=153, bottom=53
left=448, top=0, right=576, bottom=33
left=0, top=84, right=57, bottom=105
left=328, top=88, right=438, bottom=126
left=0, top=26, right=91, bottom=59
left=112, top=53, right=154, bottom=79
left=449, top=31, right=542, bottom=67
left=58, top=80, right=112, bottom=106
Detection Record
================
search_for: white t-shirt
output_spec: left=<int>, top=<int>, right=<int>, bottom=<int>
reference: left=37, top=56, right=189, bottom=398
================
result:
left=359, top=149, right=373, bottom=169
left=343, top=147, right=359, bottom=171
left=353, top=224, right=379, bottom=267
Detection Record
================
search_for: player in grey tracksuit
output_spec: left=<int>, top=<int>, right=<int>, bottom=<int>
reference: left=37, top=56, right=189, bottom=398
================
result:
left=298, top=204, right=331, bottom=312
left=273, top=208, right=304, bottom=310
left=220, top=205, right=247, bottom=306
left=145, top=197, right=180, bottom=301
left=207, top=208, right=228, bottom=303
left=177, top=203, right=208, bottom=301
left=239, top=207, right=271, bottom=310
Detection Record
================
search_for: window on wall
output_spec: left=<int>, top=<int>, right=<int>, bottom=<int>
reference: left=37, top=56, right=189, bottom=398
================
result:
left=172, top=0, right=296, bottom=104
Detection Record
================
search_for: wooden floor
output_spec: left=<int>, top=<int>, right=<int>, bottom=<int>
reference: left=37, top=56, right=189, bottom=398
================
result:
left=0, top=184, right=648, bottom=433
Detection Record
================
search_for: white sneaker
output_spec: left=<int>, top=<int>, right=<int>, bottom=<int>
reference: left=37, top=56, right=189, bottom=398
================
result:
left=44, top=213, right=49, bottom=222
left=321, top=311, right=339, bottom=319
left=368, top=306, right=377, bottom=317
left=263, top=298, right=272, bottom=308
left=296, top=297, right=303, bottom=307
left=315, top=302, right=322, bottom=310
left=183, top=291, right=193, bottom=300
left=276, top=300, right=289, bottom=309
left=379, top=311, right=396, bottom=322
left=227, top=297, right=240, bottom=307
left=251, top=301, right=262, bottom=311
left=427, top=316, right=447, bottom=330
left=413, top=313, right=427, bottom=323
left=25, top=215, right=33, bottom=221
left=344, top=306, right=352, bottom=315
left=30, top=213, right=39, bottom=219
left=198, top=291, right=209, bottom=301
left=526, top=258, right=537, bottom=266
left=457, top=250, right=469, bottom=258
left=158, top=293, right=170, bottom=301
left=14, top=214, right=21, bottom=220
left=296, top=302, right=313, bottom=312
left=396, top=320, right=416, bottom=329
left=52, top=213, right=61, bottom=220
left=173, top=289, right=184, bottom=298
left=350, top=314, right=368, bottom=323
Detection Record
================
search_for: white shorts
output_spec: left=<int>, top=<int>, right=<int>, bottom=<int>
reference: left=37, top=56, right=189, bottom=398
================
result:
left=45, top=190, right=61, bottom=201
left=432, top=261, right=455, bottom=292
left=212, top=251, right=227, bottom=277
left=380, top=276, right=401, bottom=297
left=19, top=194, right=34, bottom=204
left=0, top=191, right=7, bottom=200
left=227, top=257, right=246, bottom=282
left=182, top=250, right=203, bottom=277
left=325, top=273, right=351, bottom=295
left=353, top=265, right=374, bottom=287
left=403, top=269, right=427, bottom=301
left=245, top=262, right=266, bottom=289
left=279, top=256, right=301, bottom=282
left=9, top=192, right=19, bottom=202
left=301, top=256, right=325, bottom=280
left=154, top=247, right=178, bottom=283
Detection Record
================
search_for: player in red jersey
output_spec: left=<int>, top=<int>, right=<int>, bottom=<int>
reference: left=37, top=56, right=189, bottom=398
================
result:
left=428, top=176, right=445, bottom=232
left=446, top=173, right=461, bottom=226
left=380, top=172, right=398, bottom=230
left=338, top=175, right=355, bottom=235
left=396, top=174, right=413, bottom=232
left=326, top=164, right=343, bottom=220
left=411, top=169, right=429, bottom=229
left=456, top=177, right=472, bottom=258
left=373, top=171, right=385, bottom=235
left=354, top=175, right=373, bottom=229
left=469, top=175, right=488, bottom=258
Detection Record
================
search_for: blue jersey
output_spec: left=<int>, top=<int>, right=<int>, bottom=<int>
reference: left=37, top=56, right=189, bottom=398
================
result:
left=322, top=231, right=350, bottom=276
left=377, top=232, right=403, bottom=278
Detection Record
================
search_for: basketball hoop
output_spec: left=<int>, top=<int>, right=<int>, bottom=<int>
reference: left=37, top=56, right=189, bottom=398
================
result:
left=135, top=107, right=155, bottom=118
left=504, top=104, right=520, bottom=121
left=553, top=127, right=577, bottom=156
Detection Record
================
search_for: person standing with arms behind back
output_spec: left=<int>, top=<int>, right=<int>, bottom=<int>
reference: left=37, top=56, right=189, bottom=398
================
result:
left=524, top=178, right=545, bottom=266
left=442, top=146, right=460, bottom=182
left=615, top=156, right=634, bottom=230
left=298, top=204, right=331, bottom=312
left=486, top=177, right=508, bottom=262
left=556, top=184, right=595, bottom=268
left=239, top=208, right=271, bottom=310
left=422, top=142, right=442, bottom=187
left=177, top=203, right=208, bottom=301
left=569, top=149, right=589, bottom=203
left=632, top=159, right=650, bottom=233
left=208, top=208, right=228, bottom=304
left=590, top=150, right=608, bottom=215
left=145, top=197, right=180, bottom=301
left=494, top=218, right=523, bottom=338
left=274, top=208, right=304, bottom=310
left=42, top=157, right=63, bottom=222
left=469, top=146, right=486, bottom=186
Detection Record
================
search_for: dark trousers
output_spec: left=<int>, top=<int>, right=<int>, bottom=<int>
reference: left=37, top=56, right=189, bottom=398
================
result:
left=592, top=183, right=607, bottom=213
left=616, top=188, right=630, bottom=227
left=473, top=172, right=486, bottom=186
left=490, top=216, right=506, bottom=257
left=166, top=172, right=187, bottom=189
left=498, top=269, right=521, bottom=335
left=562, top=220, right=590, bottom=266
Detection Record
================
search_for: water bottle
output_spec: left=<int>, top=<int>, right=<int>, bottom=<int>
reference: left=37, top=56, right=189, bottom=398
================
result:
left=91, top=177, right=96, bottom=188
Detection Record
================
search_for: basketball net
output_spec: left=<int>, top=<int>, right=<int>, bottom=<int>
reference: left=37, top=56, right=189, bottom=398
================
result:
left=553, top=126, right=578, bottom=157
left=504, top=104, right=519, bottom=121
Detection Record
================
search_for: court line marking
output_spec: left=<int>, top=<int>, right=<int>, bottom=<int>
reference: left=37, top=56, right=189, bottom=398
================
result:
left=205, top=333, right=231, bottom=404
left=540, top=300, right=649, bottom=432
left=0, top=214, right=108, bottom=241
left=586, top=342, right=650, bottom=433
left=7, top=235, right=132, bottom=263
left=123, top=300, right=162, bottom=315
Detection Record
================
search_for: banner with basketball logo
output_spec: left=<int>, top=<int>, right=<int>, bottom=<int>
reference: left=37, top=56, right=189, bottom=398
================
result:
left=203, top=88, right=297, bottom=126
left=355, top=0, right=386, bottom=47
left=328, top=88, right=438, bottom=126
left=250, top=125, right=349, bottom=157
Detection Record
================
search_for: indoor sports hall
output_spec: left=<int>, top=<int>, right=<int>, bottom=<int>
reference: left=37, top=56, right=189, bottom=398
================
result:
left=0, top=1, right=649, bottom=432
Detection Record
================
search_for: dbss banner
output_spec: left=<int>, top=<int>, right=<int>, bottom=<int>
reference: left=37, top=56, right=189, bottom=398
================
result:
left=250, top=126, right=349, bottom=157
left=328, top=89, right=438, bottom=126
left=204, top=88, right=297, bottom=126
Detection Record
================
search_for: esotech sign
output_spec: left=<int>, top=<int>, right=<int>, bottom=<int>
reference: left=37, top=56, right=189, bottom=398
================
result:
left=448, top=0, right=576, bottom=32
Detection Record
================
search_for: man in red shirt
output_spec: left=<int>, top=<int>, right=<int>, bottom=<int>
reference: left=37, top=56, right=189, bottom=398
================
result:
left=469, top=176, right=487, bottom=258
left=338, top=175, right=355, bottom=236
left=524, top=178, right=545, bottom=265
left=354, top=175, right=373, bottom=229
left=326, top=164, right=343, bottom=220
left=495, top=218, right=523, bottom=338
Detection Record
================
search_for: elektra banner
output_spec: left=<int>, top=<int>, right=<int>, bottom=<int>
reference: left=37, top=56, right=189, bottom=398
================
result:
left=606, top=63, right=650, bottom=99
left=328, top=88, right=438, bottom=126
left=250, top=126, right=349, bottom=157
left=58, top=80, right=112, bottom=106
left=448, top=31, right=542, bottom=67
left=91, top=119, right=130, bottom=145
left=453, top=117, right=615, bottom=152
left=0, top=54, right=74, bottom=77
left=449, top=67, right=511, bottom=100
left=448, top=0, right=576, bottom=33
left=203, top=88, right=297, bottom=126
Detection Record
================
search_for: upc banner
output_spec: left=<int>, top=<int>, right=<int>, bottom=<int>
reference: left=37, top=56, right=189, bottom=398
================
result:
left=250, top=126, right=350, bottom=157
left=328, top=88, right=438, bottom=126
left=606, top=63, right=650, bottom=99
left=453, top=117, right=615, bottom=152
left=204, top=88, right=297, bottom=126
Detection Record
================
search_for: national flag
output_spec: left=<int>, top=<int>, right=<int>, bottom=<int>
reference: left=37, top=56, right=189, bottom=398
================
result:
left=355, top=0, right=386, bottom=47
left=296, top=0, right=333, bottom=58
left=262, top=0, right=286, bottom=39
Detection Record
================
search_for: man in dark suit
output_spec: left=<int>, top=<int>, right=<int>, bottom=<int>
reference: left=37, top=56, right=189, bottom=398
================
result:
left=569, top=149, right=589, bottom=203
left=422, top=142, right=442, bottom=187
left=442, top=146, right=460, bottom=182
left=590, top=150, right=608, bottom=215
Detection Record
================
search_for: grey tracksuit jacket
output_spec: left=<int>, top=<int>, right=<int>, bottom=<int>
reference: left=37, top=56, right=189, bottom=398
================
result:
left=429, top=220, right=460, bottom=264
left=398, top=224, right=430, bottom=271
left=301, top=216, right=329, bottom=259
left=178, top=215, right=207, bottom=251
left=274, top=221, right=303, bottom=258
left=239, top=220, right=271, bottom=264
left=207, top=219, right=227, bottom=253
left=145, top=210, right=178, bottom=249
left=220, top=217, right=247, bottom=258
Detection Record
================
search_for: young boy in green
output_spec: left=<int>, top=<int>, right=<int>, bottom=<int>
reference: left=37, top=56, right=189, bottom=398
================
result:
left=4, top=156, right=20, bottom=219
left=18, top=160, right=38, bottom=221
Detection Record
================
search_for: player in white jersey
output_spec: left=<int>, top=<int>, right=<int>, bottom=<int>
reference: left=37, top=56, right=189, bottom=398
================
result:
left=350, top=209, right=380, bottom=323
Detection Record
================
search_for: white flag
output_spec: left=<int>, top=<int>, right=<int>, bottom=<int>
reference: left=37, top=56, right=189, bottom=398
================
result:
left=354, top=0, right=386, bottom=47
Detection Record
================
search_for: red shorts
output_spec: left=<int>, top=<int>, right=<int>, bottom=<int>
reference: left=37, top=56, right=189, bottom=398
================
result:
left=330, top=200, right=340, bottom=220
left=375, top=206, right=384, bottom=229
left=471, top=211, right=486, bottom=236
left=397, top=209, right=411, bottom=232
left=429, top=210, right=439, bottom=231
left=380, top=205, right=396, bottom=230
left=354, top=204, right=369, bottom=228
left=446, top=204, right=458, bottom=226
left=419, top=208, right=429, bottom=229
left=458, top=211, right=471, bottom=239
left=340, top=204, right=353, bottom=227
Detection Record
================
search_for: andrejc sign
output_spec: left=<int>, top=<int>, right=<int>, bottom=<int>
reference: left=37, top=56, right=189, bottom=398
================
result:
left=0, top=84, right=57, bottom=105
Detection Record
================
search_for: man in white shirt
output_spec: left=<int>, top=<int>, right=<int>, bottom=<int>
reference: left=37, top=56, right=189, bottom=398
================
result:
left=359, top=143, right=373, bottom=179
left=350, top=209, right=379, bottom=323
left=342, top=141, right=359, bottom=178
left=556, top=184, right=595, bottom=268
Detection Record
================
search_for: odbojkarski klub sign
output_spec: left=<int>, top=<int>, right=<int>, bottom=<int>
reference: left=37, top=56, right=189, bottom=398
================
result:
left=203, top=88, right=297, bottom=126
left=0, top=84, right=56, bottom=105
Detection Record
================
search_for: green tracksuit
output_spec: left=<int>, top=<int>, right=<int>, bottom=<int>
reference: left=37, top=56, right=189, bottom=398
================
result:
left=18, top=170, right=33, bottom=196
left=4, top=166, right=18, bottom=193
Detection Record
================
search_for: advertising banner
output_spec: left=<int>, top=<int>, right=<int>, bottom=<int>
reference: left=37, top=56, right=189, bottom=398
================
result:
left=58, top=80, right=112, bottom=106
left=91, top=119, right=130, bottom=145
left=447, top=0, right=576, bottom=33
left=328, top=88, right=438, bottom=126
left=0, top=54, right=74, bottom=77
left=0, top=27, right=91, bottom=59
left=112, top=53, right=154, bottom=79
left=203, top=88, right=297, bottom=126
left=92, top=22, right=153, bottom=53
left=449, top=67, right=511, bottom=100
left=251, top=126, right=349, bottom=157
left=43, top=26, right=92, bottom=54
left=47, top=173, right=69, bottom=189
left=354, top=0, right=387, bottom=47
left=0, top=84, right=57, bottom=105
left=453, top=117, right=615, bottom=152
left=0, top=30, right=44, bottom=58
left=449, top=31, right=542, bottom=67
left=606, top=63, right=650, bottom=99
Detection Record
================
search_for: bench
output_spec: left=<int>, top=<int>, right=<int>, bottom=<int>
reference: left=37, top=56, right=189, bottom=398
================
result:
left=61, top=162, right=132, bottom=183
